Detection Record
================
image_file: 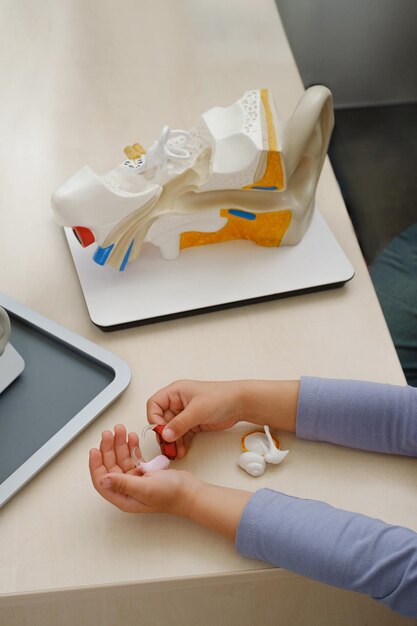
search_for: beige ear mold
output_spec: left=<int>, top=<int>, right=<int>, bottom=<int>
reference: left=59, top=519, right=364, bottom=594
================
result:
left=238, top=425, right=289, bottom=477
left=131, top=446, right=170, bottom=473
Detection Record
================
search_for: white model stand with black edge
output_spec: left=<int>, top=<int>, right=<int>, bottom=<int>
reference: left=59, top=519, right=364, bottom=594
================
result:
left=52, top=86, right=354, bottom=329
left=65, top=208, right=354, bottom=330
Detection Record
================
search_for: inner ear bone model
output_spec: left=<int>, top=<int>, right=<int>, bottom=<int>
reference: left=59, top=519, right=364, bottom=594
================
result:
left=51, top=87, right=334, bottom=271
left=238, top=425, right=289, bottom=477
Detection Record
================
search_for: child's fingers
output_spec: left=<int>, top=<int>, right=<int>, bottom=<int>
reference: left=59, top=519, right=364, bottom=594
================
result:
left=88, top=448, right=104, bottom=472
left=101, top=473, right=151, bottom=509
left=96, top=476, right=146, bottom=512
left=89, top=449, right=111, bottom=487
left=127, top=433, right=146, bottom=476
left=127, top=431, right=140, bottom=457
left=90, top=448, right=103, bottom=468
left=147, top=385, right=186, bottom=425
left=146, top=390, right=171, bottom=424
left=100, top=430, right=119, bottom=472
left=147, top=401, right=176, bottom=425
left=99, top=472, right=152, bottom=513
left=114, top=424, right=137, bottom=472
left=89, top=449, right=142, bottom=512
left=161, top=401, right=202, bottom=442
left=128, top=431, right=139, bottom=449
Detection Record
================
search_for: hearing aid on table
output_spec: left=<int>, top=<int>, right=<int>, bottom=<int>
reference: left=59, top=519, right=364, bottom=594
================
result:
left=238, top=425, right=289, bottom=477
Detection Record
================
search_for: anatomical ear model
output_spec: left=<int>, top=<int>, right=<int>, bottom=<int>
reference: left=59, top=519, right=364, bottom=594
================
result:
left=238, top=425, right=289, bottom=477
left=52, top=86, right=333, bottom=271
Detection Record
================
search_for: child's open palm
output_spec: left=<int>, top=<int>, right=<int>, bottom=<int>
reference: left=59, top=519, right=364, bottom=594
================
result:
left=89, top=424, right=193, bottom=514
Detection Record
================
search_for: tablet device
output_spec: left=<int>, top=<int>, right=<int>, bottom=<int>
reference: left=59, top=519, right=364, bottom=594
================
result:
left=0, top=293, right=131, bottom=507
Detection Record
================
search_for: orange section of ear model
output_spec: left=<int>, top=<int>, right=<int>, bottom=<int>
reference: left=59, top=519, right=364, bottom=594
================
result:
left=241, top=430, right=281, bottom=452
left=180, top=208, right=292, bottom=250
left=242, top=151, right=285, bottom=191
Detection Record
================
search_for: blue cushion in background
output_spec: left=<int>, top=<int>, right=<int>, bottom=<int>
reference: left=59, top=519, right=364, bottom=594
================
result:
left=371, top=224, right=417, bottom=386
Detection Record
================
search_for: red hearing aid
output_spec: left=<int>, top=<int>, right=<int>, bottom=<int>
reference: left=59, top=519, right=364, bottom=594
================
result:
left=152, top=424, right=177, bottom=460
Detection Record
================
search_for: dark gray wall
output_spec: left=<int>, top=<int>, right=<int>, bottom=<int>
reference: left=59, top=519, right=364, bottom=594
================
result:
left=276, top=0, right=417, bottom=107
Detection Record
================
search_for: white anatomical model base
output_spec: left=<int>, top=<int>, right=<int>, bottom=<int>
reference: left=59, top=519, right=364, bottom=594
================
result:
left=64, top=208, right=354, bottom=329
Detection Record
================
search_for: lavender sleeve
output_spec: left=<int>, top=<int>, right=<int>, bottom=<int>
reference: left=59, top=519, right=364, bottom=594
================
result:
left=296, top=376, right=417, bottom=455
left=236, top=379, right=417, bottom=617
left=236, top=489, right=417, bottom=617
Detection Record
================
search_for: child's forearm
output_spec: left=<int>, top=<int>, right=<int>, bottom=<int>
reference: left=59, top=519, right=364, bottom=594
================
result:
left=181, top=480, right=252, bottom=541
left=240, top=380, right=300, bottom=432
left=236, top=489, right=417, bottom=618
left=296, top=377, right=417, bottom=456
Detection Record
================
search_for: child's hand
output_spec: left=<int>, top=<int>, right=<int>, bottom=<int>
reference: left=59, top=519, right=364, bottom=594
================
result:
left=147, top=379, right=300, bottom=459
left=89, top=424, right=199, bottom=514
left=147, top=380, right=246, bottom=459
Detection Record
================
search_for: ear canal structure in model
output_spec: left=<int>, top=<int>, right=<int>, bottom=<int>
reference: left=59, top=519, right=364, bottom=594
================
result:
left=238, top=425, right=289, bottom=477
left=51, top=87, right=334, bottom=271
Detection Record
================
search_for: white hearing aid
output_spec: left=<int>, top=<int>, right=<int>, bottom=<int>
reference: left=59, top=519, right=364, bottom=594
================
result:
left=238, top=425, right=289, bottom=477
left=131, top=446, right=170, bottom=473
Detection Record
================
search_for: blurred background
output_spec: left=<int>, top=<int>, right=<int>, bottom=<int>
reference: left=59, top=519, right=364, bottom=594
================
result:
left=276, top=0, right=417, bottom=385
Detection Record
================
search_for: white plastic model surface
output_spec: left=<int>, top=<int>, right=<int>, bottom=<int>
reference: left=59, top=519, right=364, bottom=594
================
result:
left=51, top=87, right=334, bottom=271
left=238, top=425, right=289, bottom=477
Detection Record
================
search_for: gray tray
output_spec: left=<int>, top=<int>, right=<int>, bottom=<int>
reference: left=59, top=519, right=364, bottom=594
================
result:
left=0, top=293, right=131, bottom=507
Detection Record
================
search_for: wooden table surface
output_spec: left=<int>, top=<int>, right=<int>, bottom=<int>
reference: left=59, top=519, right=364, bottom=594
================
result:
left=0, top=1, right=415, bottom=624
